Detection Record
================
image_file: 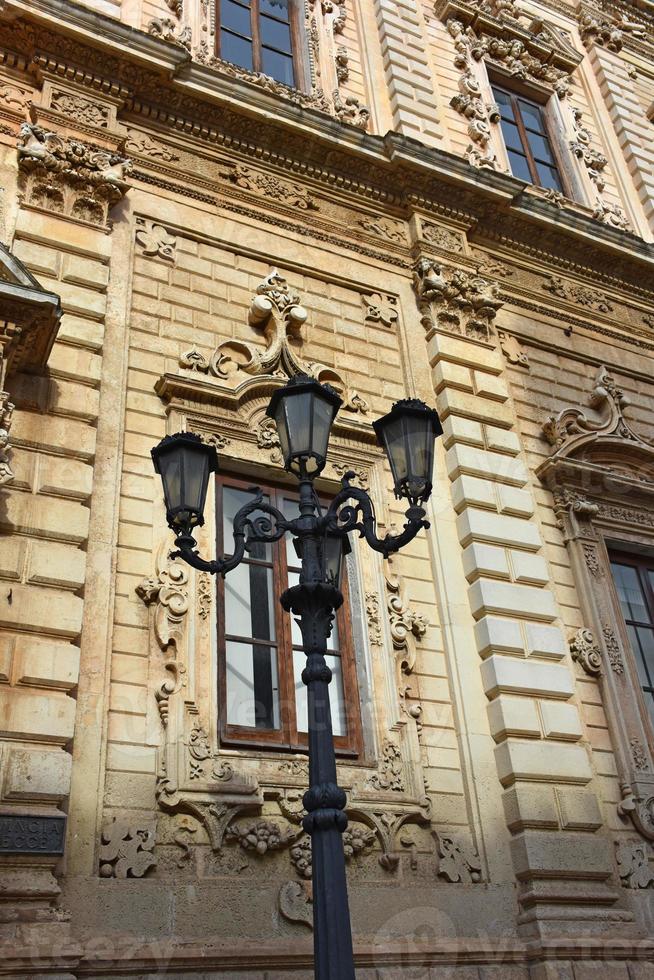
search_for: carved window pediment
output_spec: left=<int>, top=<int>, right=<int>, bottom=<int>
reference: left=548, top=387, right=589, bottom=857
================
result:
left=0, top=242, right=61, bottom=378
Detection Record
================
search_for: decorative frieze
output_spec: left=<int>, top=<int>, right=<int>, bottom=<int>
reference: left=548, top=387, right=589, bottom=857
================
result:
left=422, top=223, right=465, bottom=253
left=50, top=91, right=109, bottom=128
left=17, top=123, right=131, bottom=226
left=222, top=164, right=320, bottom=211
left=542, top=273, right=613, bottom=314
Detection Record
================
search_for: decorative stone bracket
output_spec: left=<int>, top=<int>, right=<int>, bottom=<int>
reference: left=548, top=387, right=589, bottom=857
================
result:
left=413, top=257, right=503, bottom=342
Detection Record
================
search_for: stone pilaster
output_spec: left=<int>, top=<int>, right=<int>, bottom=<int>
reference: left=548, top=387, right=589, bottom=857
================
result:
left=416, top=252, right=624, bottom=937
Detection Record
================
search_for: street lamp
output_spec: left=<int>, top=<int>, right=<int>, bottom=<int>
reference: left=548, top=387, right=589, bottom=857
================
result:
left=151, top=373, right=442, bottom=980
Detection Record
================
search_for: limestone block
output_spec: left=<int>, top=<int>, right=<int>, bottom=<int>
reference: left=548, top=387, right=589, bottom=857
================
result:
left=439, top=388, right=514, bottom=428
left=105, top=743, right=157, bottom=774
left=428, top=332, right=504, bottom=373
left=10, top=412, right=96, bottom=460
left=15, top=209, right=112, bottom=259
left=481, top=655, right=575, bottom=699
left=0, top=537, right=27, bottom=581
left=12, top=238, right=61, bottom=278
left=484, top=426, right=521, bottom=456
left=497, top=485, right=534, bottom=517
left=538, top=701, right=583, bottom=741
left=469, top=579, right=557, bottom=622
left=28, top=541, right=86, bottom=590
left=474, top=615, right=524, bottom=657
left=109, top=682, right=148, bottom=715
left=495, top=740, right=592, bottom=785
left=432, top=359, right=473, bottom=392
left=0, top=635, right=13, bottom=682
left=38, top=457, right=94, bottom=500
left=14, top=635, right=80, bottom=690
left=2, top=492, right=90, bottom=543
left=473, top=372, right=509, bottom=402
left=462, top=543, right=510, bottom=582
left=525, top=623, right=567, bottom=660
left=47, top=345, right=103, bottom=385
left=509, top=552, right=550, bottom=586
left=450, top=475, right=496, bottom=513
left=457, top=509, right=542, bottom=551
left=554, top=788, right=603, bottom=830
left=487, top=695, right=541, bottom=741
left=503, top=785, right=559, bottom=831
left=0, top=583, right=84, bottom=638
left=46, top=279, right=106, bottom=319
left=446, top=445, right=528, bottom=486
left=441, top=415, right=484, bottom=449
left=509, top=831, right=612, bottom=879
left=3, top=746, right=72, bottom=801
left=0, top=689, right=76, bottom=742
left=61, top=253, right=109, bottom=290
left=57, top=315, right=104, bottom=351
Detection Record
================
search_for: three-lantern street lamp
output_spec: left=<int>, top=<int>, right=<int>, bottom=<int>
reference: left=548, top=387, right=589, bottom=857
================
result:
left=151, top=374, right=442, bottom=980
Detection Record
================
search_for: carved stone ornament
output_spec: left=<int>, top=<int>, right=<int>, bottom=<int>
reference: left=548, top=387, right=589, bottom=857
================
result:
left=498, top=330, right=528, bottom=367
left=570, top=627, right=602, bottom=676
left=17, top=123, right=131, bottom=227
left=147, top=16, right=192, bottom=50
left=365, top=591, right=383, bottom=645
left=361, top=292, right=399, bottom=328
left=279, top=880, right=313, bottom=928
left=125, top=132, right=180, bottom=162
left=136, top=218, right=177, bottom=261
left=435, top=832, right=482, bottom=883
left=592, top=197, right=631, bottom=233
left=0, top=390, right=15, bottom=488
left=412, top=257, right=503, bottom=342
left=137, top=542, right=190, bottom=653
left=615, top=840, right=654, bottom=889
left=173, top=268, right=367, bottom=415
left=367, top=739, right=405, bottom=793
left=542, top=273, right=613, bottom=314
left=289, top=825, right=376, bottom=879
left=225, top=818, right=301, bottom=854
left=332, top=89, right=370, bottom=130
left=98, top=820, right=157, bottom=879
left=578, top=5, right=649, bottom=53
left=51, top=91, right=109, bottom=128
left=222, top=164, right=319, bottom=211
left=422, top=223, right=465, bottom=253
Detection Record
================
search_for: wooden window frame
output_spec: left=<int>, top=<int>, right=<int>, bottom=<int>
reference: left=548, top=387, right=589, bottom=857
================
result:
left=608, top=548, right=654, bottom=727
left=491, top=83, right=570, bottom=195
left=215, top=0, right=303, bottom=89
left=216, top=472, right=363, bottom=757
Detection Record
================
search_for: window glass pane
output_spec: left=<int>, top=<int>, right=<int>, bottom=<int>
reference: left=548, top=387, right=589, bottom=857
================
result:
left=493, top=88, right=514, bottom=119
left=225, top=560, right=275, bottom=640
left=222, top=486, right=271, bottom=562
left=221, top=30, right=253, bottom=70
left=261, top=48, right=295, bottom=86
left=293, top=651, right=346, bottom=736
left=627, top=625, right=650, bottom=688
left=518, top=100, right=545, bottom=132
left=221, top=0, right=252, bottom=36
left=260, top=14, right=292, bottom=51
left=261, top=0, right=289, bottom=16
left=636, top=626, right=654, bottom=685
left=528, top=133, right=555, bottom=165
left=226, top=640, right=280, bottom=729
left=535, top=162, right=562, bottom=191
left=507, top=150, right=531, bottom=182
left=499, top=119, right=523, bottom=153
left=610, top=562, right=649, bottom=622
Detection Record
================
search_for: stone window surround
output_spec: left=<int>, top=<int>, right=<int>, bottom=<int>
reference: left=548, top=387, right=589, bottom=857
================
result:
left=538, top=370, right=654, bottom=846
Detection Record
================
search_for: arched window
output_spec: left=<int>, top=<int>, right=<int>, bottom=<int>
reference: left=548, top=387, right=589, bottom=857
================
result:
left=216, top=0, right=300, bottom=87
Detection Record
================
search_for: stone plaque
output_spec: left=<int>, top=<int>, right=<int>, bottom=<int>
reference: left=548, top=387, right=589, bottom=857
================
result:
left=0, top=814, right=66, bottom=855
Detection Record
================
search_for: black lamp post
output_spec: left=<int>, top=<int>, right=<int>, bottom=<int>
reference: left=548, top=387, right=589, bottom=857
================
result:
left=151, top=374, right=442, bottom=980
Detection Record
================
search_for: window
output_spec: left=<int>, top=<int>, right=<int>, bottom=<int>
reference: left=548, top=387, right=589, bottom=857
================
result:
left=217, top=0, right=299, bottom=87
left=217, top=475, right=362, bottom=754
left=609, top=551, right=654, bottom=730
left=492, top=85, right=564, bottom=192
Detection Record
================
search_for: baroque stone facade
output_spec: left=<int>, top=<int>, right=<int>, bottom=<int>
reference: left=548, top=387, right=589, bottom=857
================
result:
left=0, top=0, right=653, bottom=976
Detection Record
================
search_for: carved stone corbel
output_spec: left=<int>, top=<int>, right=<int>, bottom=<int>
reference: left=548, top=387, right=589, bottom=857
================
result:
left=412, top=256, right=503, bottom=342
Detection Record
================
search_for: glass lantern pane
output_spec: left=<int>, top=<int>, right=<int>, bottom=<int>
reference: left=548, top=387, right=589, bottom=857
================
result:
left=381, top=416, right=408, bottom=485
left=158, top=448, right=182, bottom=513
left=407, top=418, right=431, bottom=490
left=311, top=395, right=335, bottom=465
left=226, top=640, right=280, bottom=729
left=180, top=444, right=208, bottom=515
left=283, top=391, right=312, bottom=457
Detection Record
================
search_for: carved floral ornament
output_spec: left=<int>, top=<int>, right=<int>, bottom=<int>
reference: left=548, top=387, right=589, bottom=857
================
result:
left=169, top=268, right=369, bottom=418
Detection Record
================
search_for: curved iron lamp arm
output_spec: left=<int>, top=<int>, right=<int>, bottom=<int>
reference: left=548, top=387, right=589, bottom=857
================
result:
left=171, top=488, right=293, bottom=575
left=323, top=471, right=429, bottom=558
